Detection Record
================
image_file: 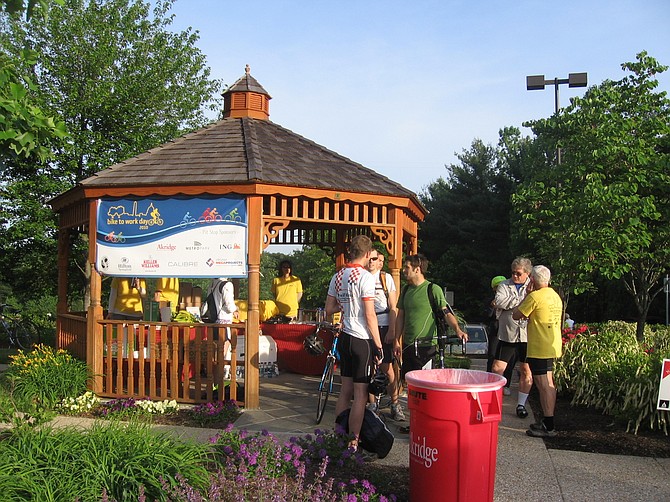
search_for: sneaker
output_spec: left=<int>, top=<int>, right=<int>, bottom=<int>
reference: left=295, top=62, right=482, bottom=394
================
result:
left=398, top=425, right=410, bottom=434
left=366, top=402, right=379, bottom=414
left=390, top=403, right=406, bottom=421
left=516, top=404, right=529, bottom=418
left=503, top=387, right=511, bottom=396
left=357, top=448, right=378, bottom=462
left=378, top=396, right=392, bottom=409
left=526, top=422, right=557, bottom=438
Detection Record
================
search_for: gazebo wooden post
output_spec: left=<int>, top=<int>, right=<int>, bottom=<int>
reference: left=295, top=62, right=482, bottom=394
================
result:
left=87, top=201, right=104, bottom=393
left=56, top=227, right=70, bottom=319
left=389, top=209, right=404, bottom=291
left=245, top=195, right=262, bottom=408
left=335, top=227, right=347, bottom=268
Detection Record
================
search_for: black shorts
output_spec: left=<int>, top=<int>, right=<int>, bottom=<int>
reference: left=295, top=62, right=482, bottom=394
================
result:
left=494, top=340, right=527, bottom=364
left=379, top=326, right=394, bottom=364
left=527, top=357, right=554, bottom=375
left=338, top=331, right=375, bottom=383
left=401, top=343, right=436, bottom=378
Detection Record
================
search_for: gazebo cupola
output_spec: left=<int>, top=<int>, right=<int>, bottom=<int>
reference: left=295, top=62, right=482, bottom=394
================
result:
left=222, top=65, right=271, bottom=120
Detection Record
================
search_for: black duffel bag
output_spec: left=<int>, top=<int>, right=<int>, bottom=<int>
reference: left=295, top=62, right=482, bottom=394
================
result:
left=335, top=408, right=395, bottom=459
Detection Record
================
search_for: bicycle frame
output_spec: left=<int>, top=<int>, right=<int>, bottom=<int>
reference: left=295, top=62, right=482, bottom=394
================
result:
left=315, top=327, right=340, bottom=424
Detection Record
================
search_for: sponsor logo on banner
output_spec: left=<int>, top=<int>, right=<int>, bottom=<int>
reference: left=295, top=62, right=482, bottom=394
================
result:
left=141, top=258, right=160, bottom=270
left=157, top=243, right=176, bottom=251
left=168, top=261, right=199, bottom=268
left=410, top=434, right=439, bottom=468
left=186, top=241, right=210, bottom=251
left=117, top=256, right=132, bottom=272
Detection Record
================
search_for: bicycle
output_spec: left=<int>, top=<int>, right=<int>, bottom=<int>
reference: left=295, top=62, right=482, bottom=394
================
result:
left=307, top=324, right=340, bottom=425
left=0, top=303, right=34, bottom=350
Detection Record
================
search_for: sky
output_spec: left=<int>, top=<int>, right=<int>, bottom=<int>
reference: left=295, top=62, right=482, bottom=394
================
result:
left=158, top=0, right=670, bottom=195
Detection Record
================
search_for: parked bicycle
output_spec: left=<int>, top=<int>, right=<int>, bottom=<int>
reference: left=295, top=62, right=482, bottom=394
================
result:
left=0, top=303, right=35, bottom=350
left=304, top=324, right=340, bottom=424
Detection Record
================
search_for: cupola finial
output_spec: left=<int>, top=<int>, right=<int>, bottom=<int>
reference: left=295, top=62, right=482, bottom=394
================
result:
left=245, top=64, right=250, bottom=75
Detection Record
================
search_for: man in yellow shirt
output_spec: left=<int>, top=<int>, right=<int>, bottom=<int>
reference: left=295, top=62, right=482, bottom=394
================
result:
left=513, top=265, right=563, bottom=438
left=155, top=277, right=180, bottom=313
left=271, top=260, right=303, bottom=319
left=107, top=277, right=147, bottom=320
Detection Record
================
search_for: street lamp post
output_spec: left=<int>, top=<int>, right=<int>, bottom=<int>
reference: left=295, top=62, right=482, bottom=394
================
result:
left=526, top=72, right=587, bottom=164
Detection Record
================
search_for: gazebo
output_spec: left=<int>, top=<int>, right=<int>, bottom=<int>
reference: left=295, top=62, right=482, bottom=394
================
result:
left=50, top=66, right=426, bottom=408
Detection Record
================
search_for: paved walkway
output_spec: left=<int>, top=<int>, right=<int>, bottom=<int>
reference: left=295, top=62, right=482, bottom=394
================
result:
left=38, top=360, right=670, bottom=500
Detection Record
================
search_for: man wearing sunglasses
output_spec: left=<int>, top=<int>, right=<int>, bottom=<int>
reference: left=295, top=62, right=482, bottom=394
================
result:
left=365, top=250, right=403, bottom=421
left=492, top=257, right=533, bottom=419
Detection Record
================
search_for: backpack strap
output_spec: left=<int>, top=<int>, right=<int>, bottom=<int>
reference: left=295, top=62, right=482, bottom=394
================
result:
left=379, top=272, right=389, bottom=301
left=376, top=272, right=390, bottom=315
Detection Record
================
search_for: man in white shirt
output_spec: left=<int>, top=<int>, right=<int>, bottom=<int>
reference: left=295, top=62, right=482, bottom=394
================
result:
left=325, top=235, right=383, bottom=452
left=366, top=250, right=404, bottom=421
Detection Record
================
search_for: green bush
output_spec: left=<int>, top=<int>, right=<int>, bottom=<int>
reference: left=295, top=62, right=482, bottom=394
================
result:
left=555, top=321, right=669, bottom=434
left=0, top=421, right=210, bottom=501
left=2, top=344, right=91, bottom=412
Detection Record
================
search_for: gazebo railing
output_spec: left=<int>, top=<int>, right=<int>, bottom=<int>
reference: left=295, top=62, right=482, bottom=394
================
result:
left=57, top=313, right=244, bottom=404
left=98, top=321, right=244, bottom=403
left=57, top=313, right=88, bottom=361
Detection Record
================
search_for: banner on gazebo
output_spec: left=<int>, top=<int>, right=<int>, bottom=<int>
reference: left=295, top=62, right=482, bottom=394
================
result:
left=95, top=195, right=247, bottom=278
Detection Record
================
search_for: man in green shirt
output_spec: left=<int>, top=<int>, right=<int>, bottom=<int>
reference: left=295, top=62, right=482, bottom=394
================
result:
left=394, top=254, right=467, bottom=377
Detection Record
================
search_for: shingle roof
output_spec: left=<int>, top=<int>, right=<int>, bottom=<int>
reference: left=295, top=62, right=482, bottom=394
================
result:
left=225, top=72, right=271, bottom=98
left=80, top=117, right=418, bottom=200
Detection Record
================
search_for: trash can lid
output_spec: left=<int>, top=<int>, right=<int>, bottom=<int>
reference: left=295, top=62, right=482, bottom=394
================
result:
left=405, top=368, right=506, bottom=393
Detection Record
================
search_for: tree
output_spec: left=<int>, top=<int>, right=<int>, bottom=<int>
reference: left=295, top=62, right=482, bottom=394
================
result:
left=515, top=52, right=670, bottom=339
left=419, top=128, right=531, bottom=320
left=1, top=0, right=63, bottom=19
left=0, top=0, right=222, bottom=306
left=1, top=0, right=67, bottom=162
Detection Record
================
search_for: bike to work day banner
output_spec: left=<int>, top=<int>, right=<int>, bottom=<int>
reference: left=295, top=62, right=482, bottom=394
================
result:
left=96, top=195, right=247, bottom=278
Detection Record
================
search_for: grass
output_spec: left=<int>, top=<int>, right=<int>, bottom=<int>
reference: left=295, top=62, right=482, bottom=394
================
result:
left=0, top=421, right=210, bottom=501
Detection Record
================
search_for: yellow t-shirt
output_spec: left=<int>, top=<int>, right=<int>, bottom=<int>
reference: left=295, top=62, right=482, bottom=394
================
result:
left=271, top=275, right=303, bottom=317
left=517, top=287, right=563, bottom=359
left=155, top=277, right=180, bottom=311
left=110, top=277, right=146, bottom=317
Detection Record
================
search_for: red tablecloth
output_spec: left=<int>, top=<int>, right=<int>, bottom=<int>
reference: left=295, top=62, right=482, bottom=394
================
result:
left=261, top=323, right=334, bottom=375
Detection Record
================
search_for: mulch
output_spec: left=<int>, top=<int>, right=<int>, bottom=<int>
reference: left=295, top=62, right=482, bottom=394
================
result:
left=527, top=390, right=670, bottom=458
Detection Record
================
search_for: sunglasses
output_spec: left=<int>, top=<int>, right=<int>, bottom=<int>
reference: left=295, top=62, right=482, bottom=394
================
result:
left=369, top=257, right=379, bottom=261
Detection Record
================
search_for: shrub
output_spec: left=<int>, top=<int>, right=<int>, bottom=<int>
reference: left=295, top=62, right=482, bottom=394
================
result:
left=555, top=321, right=669, bottom=434
left=189, top=425, right=396, bottom=501
left=96, top=397, right=179, bottom=419
left=58, top=391, right=101, bottom=414
left=188, top=400, right=240, bottom=426
left=2, top=344, right=91, bottom=413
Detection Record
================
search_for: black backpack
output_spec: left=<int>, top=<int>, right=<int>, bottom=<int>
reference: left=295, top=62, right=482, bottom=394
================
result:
left=200, top=280, right=227, bottom=323
left=398, top=281, right=451, bottom=339
left=336, top=408, right=395, bottom=459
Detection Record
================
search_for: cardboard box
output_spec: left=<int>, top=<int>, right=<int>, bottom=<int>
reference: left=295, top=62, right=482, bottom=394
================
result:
left=228, top=334, right=277, bottom=363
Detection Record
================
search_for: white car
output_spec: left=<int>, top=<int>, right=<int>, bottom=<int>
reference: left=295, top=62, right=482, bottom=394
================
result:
left=464, top=323, right=489, bottom=355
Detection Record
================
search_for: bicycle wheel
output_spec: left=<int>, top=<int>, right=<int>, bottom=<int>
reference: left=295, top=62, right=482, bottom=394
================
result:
left=12, top=321, right=34, bottom=350
left=315, top=357, right=335, bottom=424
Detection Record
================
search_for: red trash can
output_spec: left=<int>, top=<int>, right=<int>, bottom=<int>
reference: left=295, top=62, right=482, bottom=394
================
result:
left=405, top=368, right=507, bottom=502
